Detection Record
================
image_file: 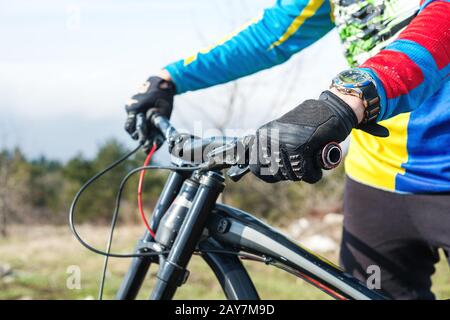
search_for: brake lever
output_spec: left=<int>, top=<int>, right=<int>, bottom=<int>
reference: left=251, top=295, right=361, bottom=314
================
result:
left=136, top=113, right=148, bottom=145
left=227, top=165, right=250, bottom=182
left=225, top=135, right=254, bottom=181
left=136, top=113, right=166, bottom=152
left=206, top=135, right=254, bottom=166
left=205, top=138, right=239, bottom=166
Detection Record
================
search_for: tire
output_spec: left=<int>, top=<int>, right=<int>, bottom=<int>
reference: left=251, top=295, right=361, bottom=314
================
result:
left=200, top=239, right=259, bottom=300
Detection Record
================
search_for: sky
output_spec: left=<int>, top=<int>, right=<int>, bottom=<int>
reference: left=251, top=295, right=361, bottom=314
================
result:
left=0, top=0, right=348, bottom=162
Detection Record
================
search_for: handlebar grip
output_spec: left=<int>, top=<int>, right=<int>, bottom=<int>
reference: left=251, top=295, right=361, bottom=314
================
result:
left=319, top=142, right=342, bottom=170
left=149, top=112, right=178, bottom=142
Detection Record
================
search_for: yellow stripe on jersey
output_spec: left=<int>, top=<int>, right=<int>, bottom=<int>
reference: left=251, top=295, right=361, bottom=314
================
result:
left=268, top=0, right=325, bottom=50
left=345, top=113, right=410, bottom=192
left=183, top=15, right=263, bottom=66
left=329, top=0, right=335, bottom=23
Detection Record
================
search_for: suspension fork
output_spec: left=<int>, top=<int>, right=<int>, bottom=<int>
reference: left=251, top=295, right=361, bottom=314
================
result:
left=150, top=171, right=225, bottom=300
left=116, top=171, right=185, bottom=300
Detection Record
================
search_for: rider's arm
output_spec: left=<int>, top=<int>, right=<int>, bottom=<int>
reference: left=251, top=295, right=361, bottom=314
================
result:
left=164, top=0, right=334, bottom=94
left=356, top=0, right=450, bottom=121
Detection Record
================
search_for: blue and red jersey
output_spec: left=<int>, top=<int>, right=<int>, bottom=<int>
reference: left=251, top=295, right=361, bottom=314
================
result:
left=165, top=0, right=450, bottom=194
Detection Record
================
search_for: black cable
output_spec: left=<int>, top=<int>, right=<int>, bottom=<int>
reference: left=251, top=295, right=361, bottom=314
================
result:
left=197, top=249, right=266, bottom=262
left=69, top=141, right=210, bottom=299
left=69, top=144, right=157, bottom=258
left=69, top=145, right=203, bottom=258
left=98, top=149, right=147, bottom=300
left=68, top=145, right=162, bottom=257
left=68, top=143, right=206, bottom=298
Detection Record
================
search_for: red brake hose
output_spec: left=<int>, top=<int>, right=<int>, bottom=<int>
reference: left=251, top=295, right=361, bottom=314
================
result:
left=138, top=144, right=157, bottom=238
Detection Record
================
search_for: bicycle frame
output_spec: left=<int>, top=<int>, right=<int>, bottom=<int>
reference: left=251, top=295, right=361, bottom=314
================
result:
left=116, top=168, right=387, bottom=300
left=207, top=204, right=385, bottom=300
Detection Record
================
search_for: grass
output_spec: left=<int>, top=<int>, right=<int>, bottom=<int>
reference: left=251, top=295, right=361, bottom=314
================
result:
left=0, top=225, right=448, bottom=300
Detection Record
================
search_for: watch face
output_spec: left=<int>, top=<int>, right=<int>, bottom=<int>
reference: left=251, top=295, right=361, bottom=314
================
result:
left=336, top=69, right=372, bottom=88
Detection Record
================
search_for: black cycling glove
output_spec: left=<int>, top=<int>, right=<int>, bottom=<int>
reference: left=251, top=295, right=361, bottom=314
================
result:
left=249, top=90, right=388, bottom=184
left=125, top=76, right=176, bottom=151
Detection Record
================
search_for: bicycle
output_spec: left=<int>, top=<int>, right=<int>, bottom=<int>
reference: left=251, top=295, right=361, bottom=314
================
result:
left=69, top=112, right=387, bottom=300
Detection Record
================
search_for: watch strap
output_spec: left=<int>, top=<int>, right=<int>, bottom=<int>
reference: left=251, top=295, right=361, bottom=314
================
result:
left=361, top=82, right=381, bottom=123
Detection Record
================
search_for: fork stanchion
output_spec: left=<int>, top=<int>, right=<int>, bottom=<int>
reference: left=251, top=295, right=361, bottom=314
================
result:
left=116, top=171, right=185, bottom=300
left=150, top=171, right=225, bottom=300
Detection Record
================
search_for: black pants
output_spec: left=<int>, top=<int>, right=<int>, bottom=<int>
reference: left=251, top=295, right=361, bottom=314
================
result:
left=340, top=177, right=450, bottom=300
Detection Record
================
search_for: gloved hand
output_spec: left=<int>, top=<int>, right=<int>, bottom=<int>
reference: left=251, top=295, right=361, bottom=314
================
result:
left=249, top=90, right=387, bottom=184
left=124, top=76, right=176, bottom=151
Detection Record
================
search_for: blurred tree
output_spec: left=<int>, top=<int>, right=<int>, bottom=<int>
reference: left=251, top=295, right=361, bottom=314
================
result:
left=0, top=150, right=12, bottom=236
left=28, top=156, right=64, bottom=221
left=0, top=141, right=345, bottom=229
left=226, top=165, right=345, bottom=224
left=0, top=148, right=35, bottom=235
left=63, top=139, right=129, bottom=222
left=63, top=139, right=167, bottom=224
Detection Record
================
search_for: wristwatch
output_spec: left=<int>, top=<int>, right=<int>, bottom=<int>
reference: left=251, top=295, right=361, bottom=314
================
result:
left=330, top=69, right=381, bottom=123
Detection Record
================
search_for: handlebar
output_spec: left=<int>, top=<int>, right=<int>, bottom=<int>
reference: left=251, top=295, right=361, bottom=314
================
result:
left=148, top=113, right=342, bottom=178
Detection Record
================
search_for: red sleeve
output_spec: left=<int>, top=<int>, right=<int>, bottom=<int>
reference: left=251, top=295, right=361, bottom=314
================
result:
left=357, top=0, right=450, bottom=120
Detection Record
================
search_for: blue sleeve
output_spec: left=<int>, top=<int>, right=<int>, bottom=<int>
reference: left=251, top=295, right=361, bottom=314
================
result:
left=165, top=0, right=334, bottom=94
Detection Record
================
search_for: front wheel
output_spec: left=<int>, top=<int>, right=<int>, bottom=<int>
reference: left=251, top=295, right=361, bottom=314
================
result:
left=199, top=240, right=259, bottom=300
left=116, top=239, right=259, bottom=300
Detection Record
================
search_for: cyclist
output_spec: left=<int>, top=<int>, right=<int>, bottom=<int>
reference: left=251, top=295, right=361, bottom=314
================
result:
left=124, top=0, right=449, bottom=299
